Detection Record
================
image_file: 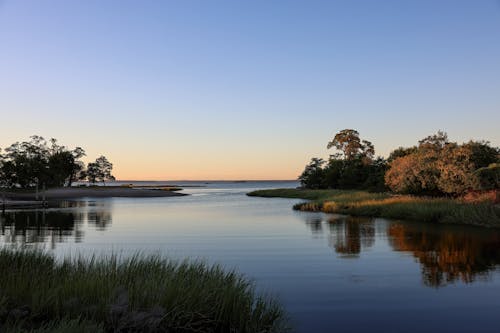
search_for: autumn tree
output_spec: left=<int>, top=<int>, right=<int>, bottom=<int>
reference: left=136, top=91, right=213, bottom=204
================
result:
left=327, top=129, right=375, bottom=163
left=436, top=144, right=478, bottom=195
left=384, top=153, right=421, bottom=194
left=385, top=132, right=499, bottom=196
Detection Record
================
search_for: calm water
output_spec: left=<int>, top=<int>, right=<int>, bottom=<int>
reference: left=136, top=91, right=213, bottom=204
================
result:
left=2, top=181, right=500, bottom=332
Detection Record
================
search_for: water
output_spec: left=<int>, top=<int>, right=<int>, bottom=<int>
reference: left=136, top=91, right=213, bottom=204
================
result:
left=1, top=181, right=500, bottom=332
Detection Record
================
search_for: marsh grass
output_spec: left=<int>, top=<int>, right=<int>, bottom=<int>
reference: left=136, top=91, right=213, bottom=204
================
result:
left=0, top=249, right=288, bottom=332
left=248, top=189, right=500, bottom=227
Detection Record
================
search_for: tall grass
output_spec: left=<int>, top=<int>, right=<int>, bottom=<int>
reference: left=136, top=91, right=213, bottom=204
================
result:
left=248, top=189, right=500, bottom=227
left=0, top=249, right=288, bottom=332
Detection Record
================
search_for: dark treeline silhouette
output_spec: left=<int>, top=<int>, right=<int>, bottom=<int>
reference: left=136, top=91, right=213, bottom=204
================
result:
left=299, top=129, right=499, bottom=196
left=0, top=135, right=115, bottom=189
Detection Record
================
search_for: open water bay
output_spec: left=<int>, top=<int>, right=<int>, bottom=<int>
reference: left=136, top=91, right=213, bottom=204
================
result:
left=2, top=181, right=500, bottom=332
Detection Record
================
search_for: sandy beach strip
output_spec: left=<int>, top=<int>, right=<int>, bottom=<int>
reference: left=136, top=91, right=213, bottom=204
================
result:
left=2, top=187, right=187, bottom=201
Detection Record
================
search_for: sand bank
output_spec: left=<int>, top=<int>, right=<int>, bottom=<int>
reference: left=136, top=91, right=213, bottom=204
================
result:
left=2, top=186, right=186, bottom=202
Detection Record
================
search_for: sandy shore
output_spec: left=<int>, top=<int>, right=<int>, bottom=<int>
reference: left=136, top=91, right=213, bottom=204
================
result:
left=2, top=187, right=187, bottom=202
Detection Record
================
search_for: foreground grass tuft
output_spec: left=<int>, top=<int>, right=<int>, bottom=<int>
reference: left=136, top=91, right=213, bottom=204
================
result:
left=248, top=189, right=500, bottom=227
left=0, top=249, right=288, bottom=332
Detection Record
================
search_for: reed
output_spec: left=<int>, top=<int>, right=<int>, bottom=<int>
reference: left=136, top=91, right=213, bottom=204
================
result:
left=0, top=249, right=288, bottom=332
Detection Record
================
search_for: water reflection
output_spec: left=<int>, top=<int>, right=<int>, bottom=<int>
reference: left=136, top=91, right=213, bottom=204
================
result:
left=304, top=216, right=324, bottom=235
left=326, top=216, right=375, bottom=256
left=0, top=210, right=82, bottom=248
left=302, top=214, right=500, bottom=287
left=0, top=200, right=112, bottom=248
left=388, top=222, right=500, bottom=287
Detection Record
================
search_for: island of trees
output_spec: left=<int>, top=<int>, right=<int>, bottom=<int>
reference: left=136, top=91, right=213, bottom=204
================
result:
left=250, top=129, right=500, bottom=227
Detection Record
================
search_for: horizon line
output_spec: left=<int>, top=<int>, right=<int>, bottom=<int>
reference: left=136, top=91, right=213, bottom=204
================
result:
left=102, top=179, right=299, bottom=182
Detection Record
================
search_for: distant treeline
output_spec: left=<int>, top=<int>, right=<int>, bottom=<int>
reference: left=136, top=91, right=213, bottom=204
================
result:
left=0, top=135, right=115, bottom=189
left=299, top=129, right=499, bottom=196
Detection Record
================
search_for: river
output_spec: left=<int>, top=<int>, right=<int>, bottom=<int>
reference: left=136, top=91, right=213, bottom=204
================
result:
left=1, top=181, right=500, bottom=332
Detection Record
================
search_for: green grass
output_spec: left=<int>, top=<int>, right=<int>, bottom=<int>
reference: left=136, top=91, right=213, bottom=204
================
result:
left=0, top=249, right=288, bottom=333
left=248, top=189, right=500, bottom=227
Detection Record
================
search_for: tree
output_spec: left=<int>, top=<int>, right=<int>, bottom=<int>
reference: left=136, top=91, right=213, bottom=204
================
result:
left=418, top=130, right=449, bottom=150
left=2, top=136, right=50, bottom=188
left=436, top=144, right=477, bottom=196
left=386, top=133, right=445, bottom=195
left=385, top=132, right=499, bottom=196
left=323, top=158, right=344, bottom=189
left=463, top=140, right=499, bottom=169
left=86, top=162, right=100, bottom=185
left=0, top=148, right=5, bottom=188
left=385, top=153, right=422, bottom=194
left=0, top=136, right=88, bottom=189
left=87, top=156, right=115, bottom=186
left=474, top=163, right=500, bottom=191
left=387, top=146, right=418, bottom=163
left=327, top=129, right=374, bottom=162
left=298, top=158, right=325, bottom=189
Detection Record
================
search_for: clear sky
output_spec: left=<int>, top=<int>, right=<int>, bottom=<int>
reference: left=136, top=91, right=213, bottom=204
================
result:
left=1, top=0, right=499, bottom=180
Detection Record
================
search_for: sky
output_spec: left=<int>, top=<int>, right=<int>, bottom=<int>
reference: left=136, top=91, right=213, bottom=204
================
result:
left=0, top=0, right=499, bottom=180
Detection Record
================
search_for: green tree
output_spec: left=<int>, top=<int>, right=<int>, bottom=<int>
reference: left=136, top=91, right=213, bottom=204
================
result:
left=298, top=158, right=325, bottom=189
left=463, top=140, right=499, bottom=169
left=474, top=163, right=500, bottom=191
left=323, top=129, right=377, bottom=189
left=387, top=146, right=418, bottom=163
left=323, top=158, right=344, bottom=189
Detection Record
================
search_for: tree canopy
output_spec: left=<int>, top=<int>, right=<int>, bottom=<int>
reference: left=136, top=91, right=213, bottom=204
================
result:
left=299, top=129, right=499, bottom=196
left=86, top=156, right=115, bottom=185
left=0, top=136, right=114, bottom=189
left=300, top=129, right=385, bottom=191
left=385, top=133, right=499, bottom=196
left=327, top=129, right=375, bottom=162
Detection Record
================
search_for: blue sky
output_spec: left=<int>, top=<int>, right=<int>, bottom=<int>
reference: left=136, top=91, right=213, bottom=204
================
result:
left=1, top=0, right=499, bottom=179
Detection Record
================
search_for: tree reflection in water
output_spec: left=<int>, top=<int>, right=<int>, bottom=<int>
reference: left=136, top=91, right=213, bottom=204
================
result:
left=303, top=214, right=376, bottom=256
left=327, top=216, right=375, bottom=256
left=302, top=213, right=500, bottom=287
left=0, top=200, right=112, bottom=248
left=388, top=222, right=500, bottom=287
left=304, top=216, right=324, bottom=236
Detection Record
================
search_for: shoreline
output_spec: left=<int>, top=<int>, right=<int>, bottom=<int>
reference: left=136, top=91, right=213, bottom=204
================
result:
left=2, top=187, right=187, bottom=204
left=247, top=188, right=500, bottom=228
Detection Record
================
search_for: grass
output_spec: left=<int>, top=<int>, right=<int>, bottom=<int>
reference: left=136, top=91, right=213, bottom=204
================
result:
left=0, top=249, right=288, bottom=333
left=248, top=189, right=500, bottom=227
